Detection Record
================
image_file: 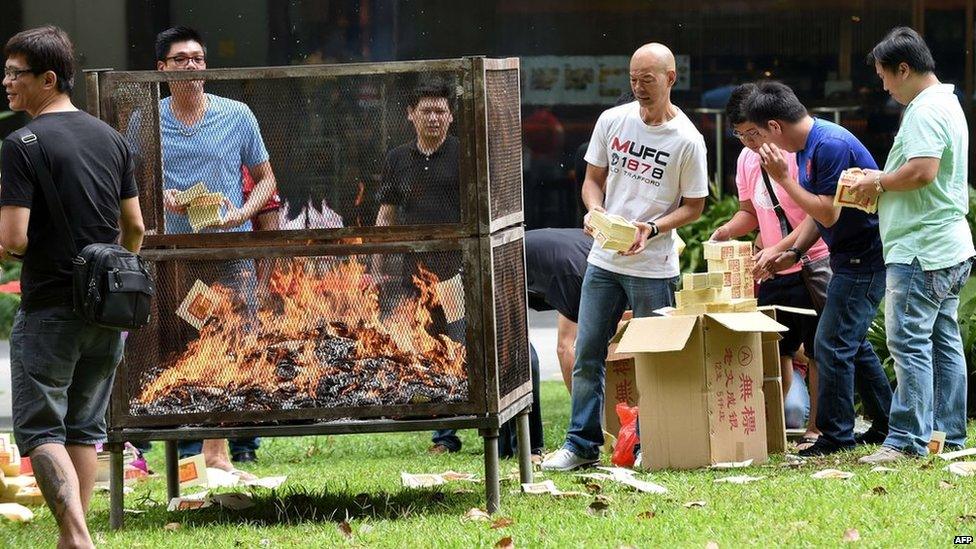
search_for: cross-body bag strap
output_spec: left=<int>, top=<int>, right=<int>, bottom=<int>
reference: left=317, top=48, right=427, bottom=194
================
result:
left=14, top=129, right=79, bottom=257
left=759, top=166, right=794, bottom=239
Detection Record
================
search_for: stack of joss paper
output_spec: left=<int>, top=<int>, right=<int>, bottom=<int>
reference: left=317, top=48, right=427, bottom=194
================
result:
left=175, top=182, right=226, bottom=232
left=671, top=240, right=758, bottom=315
left=590, top=210, right=638, bottom=252
left=833, top=168, right=878, bottom=214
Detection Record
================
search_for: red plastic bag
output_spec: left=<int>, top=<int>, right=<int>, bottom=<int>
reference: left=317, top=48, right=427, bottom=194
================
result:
left=611, top=402, right=639, bottom=467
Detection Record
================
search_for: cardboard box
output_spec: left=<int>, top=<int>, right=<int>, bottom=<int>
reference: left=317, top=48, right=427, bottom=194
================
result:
left=603, top=342, right=637, bottom=443
left=616, top=312, right=787, bottom=470
left=603, top=312, right=636, bottom=452
left=757, top=305, right=817, bottom=454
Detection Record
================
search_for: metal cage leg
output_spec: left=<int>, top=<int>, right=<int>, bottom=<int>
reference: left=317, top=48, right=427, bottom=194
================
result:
left=481, top=427, right=501, bottom=514
left=516, top=406, right=534, bottom=484
left=107, top=442, right=125, bottom=530
left=165, top=440, right=180, bottom=499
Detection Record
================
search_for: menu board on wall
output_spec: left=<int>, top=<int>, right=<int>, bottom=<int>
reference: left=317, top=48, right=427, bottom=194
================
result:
left=521, top=54, right=690, bottom=105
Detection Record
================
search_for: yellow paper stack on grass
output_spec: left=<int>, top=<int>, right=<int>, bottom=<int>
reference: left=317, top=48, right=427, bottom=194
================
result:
left=590, top=211, right=638, bottom=252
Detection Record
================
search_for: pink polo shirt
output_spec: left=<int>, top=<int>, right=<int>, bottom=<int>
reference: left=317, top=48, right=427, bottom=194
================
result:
left=735, top=148, right=829, bottom=275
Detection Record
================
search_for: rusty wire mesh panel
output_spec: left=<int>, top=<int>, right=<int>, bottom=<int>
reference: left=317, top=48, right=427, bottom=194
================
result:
left=485, top=68, right=523, bottom=226
left=491, top=235, right=530, bottom=400
left=102, top=70, right=467, bottom=236
left=123, top=250, right=468, bottom=417
left=108, top=81, right=161, bottom=234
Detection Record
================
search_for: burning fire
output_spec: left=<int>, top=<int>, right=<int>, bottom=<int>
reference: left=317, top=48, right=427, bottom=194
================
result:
left=134, top=258, right=467, bottom=413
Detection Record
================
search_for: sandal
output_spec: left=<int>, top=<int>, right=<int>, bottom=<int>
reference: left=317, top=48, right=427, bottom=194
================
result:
left=795, top=435, right=819, bottom=452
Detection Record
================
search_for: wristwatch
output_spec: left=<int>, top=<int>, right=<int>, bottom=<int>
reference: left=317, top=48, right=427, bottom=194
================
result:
left=649, top=221, right=659, bottom=238
left=786, top=247, right=803, bottom=263
left=874, top=172, right=886, bottom=193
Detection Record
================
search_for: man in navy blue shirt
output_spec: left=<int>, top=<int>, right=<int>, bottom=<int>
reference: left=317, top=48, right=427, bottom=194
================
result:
left=743, top=82, right=892, bottom=456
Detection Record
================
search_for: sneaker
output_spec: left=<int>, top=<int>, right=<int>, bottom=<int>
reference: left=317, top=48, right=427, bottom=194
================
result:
left=540, top=448, right=598, bottom=471
left=428, top=443, right=455, bottom=454
left=797, top=439, right=853, bottom=457
left=854, top=428, right=887, bottom=445
left=858, top=446, right=912, bottom=464
left=231, top=451, right=257, bottom=464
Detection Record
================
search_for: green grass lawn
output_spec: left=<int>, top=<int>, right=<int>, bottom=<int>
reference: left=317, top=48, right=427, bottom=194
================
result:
left=3, top=381, right=975, bottom=548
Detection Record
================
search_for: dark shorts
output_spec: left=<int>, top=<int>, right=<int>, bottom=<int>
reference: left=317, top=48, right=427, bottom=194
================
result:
left=10, top=305, right=123, bottom=456
left=757, top=271, right=818, bottom=358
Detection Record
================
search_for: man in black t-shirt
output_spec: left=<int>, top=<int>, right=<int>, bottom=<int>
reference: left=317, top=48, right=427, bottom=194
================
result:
left=376, top=77, right=462, bottom=294
left=375, top=78, right=466, bottom=453
left=0, top=26, right=144, bottom=547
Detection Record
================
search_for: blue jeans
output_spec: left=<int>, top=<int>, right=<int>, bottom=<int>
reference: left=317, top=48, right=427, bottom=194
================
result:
left=429, top=318, right=468, bottom=452
left=178, top=438, right=260, bottom=459
left=884, top=258, right=972, bottom=455
left=564, top=264, right=677, bottom=459
left=815, top=269, right=892, bottom=448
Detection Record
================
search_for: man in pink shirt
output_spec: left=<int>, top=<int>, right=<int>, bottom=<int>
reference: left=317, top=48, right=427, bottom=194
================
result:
left=710, top=83, right=830, bottom=448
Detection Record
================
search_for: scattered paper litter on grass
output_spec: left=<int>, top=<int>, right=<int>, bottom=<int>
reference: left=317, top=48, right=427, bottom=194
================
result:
left=211, top=492, right=255, bottom=511
left=461, top=507, right=491, bottom=522
left=576, top=473, right=614, bottom=482
left=402, top=471, right=478, bottom=488
left=591, top=466, right=666, bottom=494
left=870, top=466, right=897, bottom=473
left=402, top=472, right=445, bottom=488
left=244, top=476, right=287, bottom=489
left=166, top=491, right=212, bottom=512
left=177, top=454, right=208, bottom=490
left=205, top=468, right=243, bottom=488
left=945, top=462, right=976, bottom=477
left=938, top=448, right=976, bottom=461
left=439, top=471, right=479, bottom=482
left=520, top=480, right=585, bottom=497
left=714, top=475, right=764, bottom=484
left=811, top=469, right=854, bottom=480
left=710, top=459, right=753, bottom=469
left=0, top=503, right=33, bottom=522
left=683, top=501, right=706, bottom=508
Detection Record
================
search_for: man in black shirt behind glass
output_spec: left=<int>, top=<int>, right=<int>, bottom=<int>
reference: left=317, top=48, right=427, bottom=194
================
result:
left=375, top=78, right=466, bottom=453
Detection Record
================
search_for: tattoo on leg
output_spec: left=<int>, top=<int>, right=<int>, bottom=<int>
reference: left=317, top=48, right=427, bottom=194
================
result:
left=31, top=448, right=74, bottom=523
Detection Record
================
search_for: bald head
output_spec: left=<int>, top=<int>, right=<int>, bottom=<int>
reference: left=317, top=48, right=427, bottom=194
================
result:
left=631, top=42, right=676, bottom=73
left=629, top=42, right=677, bottom=109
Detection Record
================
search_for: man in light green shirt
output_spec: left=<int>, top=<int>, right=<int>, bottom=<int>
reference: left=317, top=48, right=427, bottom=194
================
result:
left=851, top=27, right=975, bottom=463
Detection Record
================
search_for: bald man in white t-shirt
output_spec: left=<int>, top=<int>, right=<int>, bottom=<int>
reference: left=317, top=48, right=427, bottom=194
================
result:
left=542, top=43, right=709, bottom=471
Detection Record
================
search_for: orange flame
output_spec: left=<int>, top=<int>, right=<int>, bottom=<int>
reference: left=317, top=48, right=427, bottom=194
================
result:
left=137, top=258, right=466, bottom=405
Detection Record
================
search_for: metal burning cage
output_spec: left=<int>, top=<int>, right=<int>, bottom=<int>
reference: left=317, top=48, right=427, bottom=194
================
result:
left=87, top=57, right=532, bottom=528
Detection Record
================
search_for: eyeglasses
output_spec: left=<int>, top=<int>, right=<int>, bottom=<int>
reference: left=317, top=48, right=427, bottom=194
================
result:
left=164, top=55, right=206, bottom=68
left=732, top=128, right=762, bottom=139
left=3, top=67, right=33, bottom=80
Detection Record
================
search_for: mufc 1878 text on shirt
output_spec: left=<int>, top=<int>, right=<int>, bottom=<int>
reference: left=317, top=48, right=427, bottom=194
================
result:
left=584, top=102, right=709, bottom=278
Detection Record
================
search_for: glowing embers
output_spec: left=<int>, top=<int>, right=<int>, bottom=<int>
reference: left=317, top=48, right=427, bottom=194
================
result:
left=131, top=257, right=467, bottom=415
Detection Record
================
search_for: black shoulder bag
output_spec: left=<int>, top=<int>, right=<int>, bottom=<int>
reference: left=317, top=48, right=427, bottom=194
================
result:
left=15, top=129, right=154, bottom=330
left=759, top=167, right=831, bottom=312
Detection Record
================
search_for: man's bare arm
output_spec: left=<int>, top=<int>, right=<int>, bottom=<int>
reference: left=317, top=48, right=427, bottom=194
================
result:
left=119, top=197, right=145, bottom=253
left=0, top=205, right=30, bottom=255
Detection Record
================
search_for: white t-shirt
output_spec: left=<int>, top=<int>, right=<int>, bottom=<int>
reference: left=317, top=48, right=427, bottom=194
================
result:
left=584, top=102, right=709, bottom=278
